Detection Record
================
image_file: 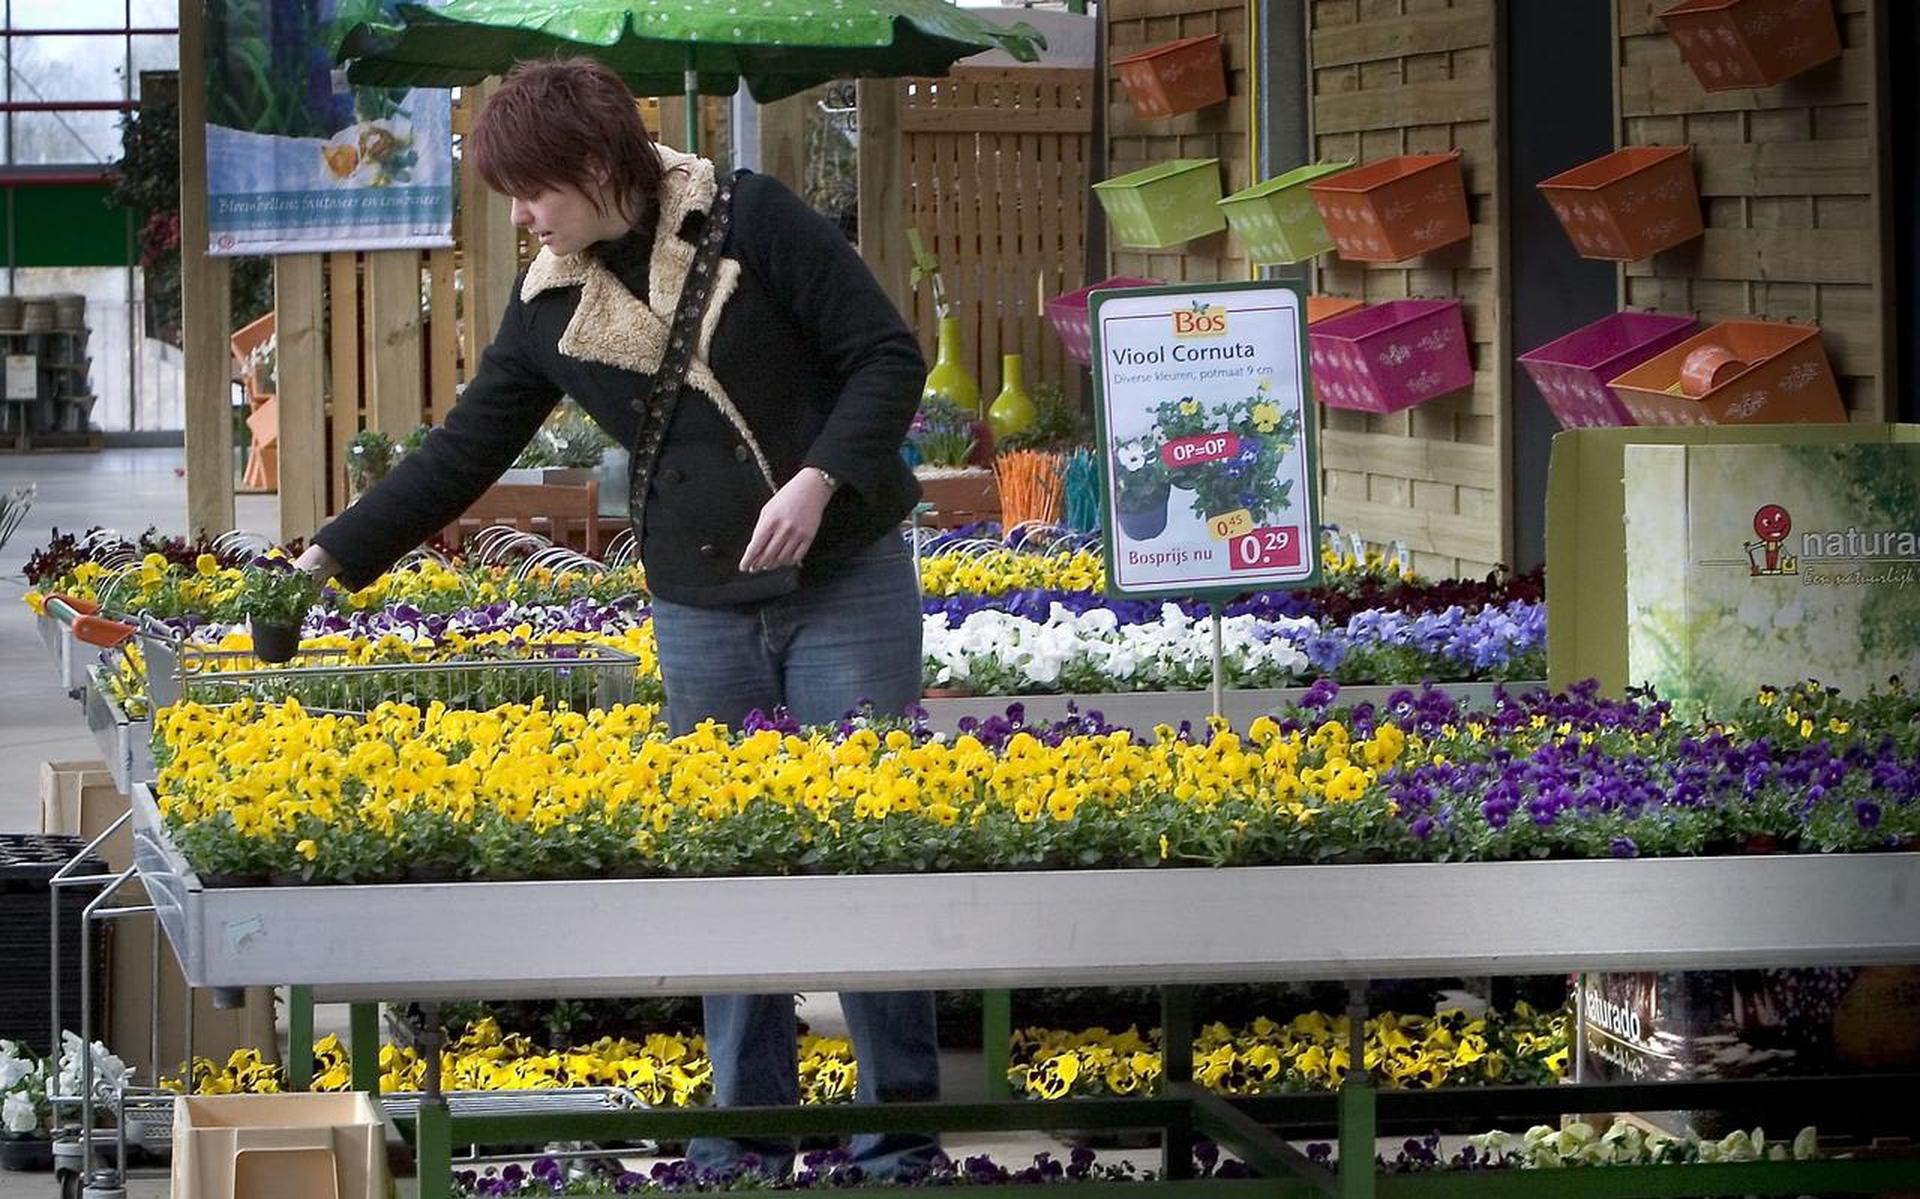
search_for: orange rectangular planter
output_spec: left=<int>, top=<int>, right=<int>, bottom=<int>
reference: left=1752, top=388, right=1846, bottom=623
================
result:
left=1306, top=152, right=1471, bottom=263
left=1113, top=34, right=1228, bottom=120
left=1306, top=295, right=1365, bottom=326
left=1607, top=319, right=1845, bottom=426
left=1659, top=0, right=1842, bottom=92
left=1538, top=146, right=1704, bottom=261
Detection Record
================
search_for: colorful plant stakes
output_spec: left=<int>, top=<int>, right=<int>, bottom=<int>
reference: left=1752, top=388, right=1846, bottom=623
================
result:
left=1538, top=146, right=1704, bottom=261
left=1306, top=152, right=1471, bottom=262
left=1045, top=277, right=1160, bottom=367
left=1607, top=319, right=1845, bottom=425
left=1216, top=162, right=1352, bottom=264
left=1306, top=296, right=1366, bottom=327
left=1112, top=34, right=1228, bottom=120
left=1093, top=159, right=1228, bottom=250
left=1309, top=300, right=1474, bottom=415
left=1518, top=312, right=1698, bottom=429
left=1659, top=0, right=1842, bottom=92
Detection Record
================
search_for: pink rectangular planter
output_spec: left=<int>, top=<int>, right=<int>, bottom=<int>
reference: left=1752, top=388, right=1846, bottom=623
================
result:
left=1045, top=276, right=1160, bottom=366
left=1308, top=300, right=1473, bottom=414
left=1517, top=312, right=1699, bottom=428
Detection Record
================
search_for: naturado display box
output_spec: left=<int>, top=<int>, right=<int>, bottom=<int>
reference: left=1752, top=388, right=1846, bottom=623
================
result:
left=171, top=1092, right=390, bottom=1199
left=1547, top=425, right=1920, bottom=711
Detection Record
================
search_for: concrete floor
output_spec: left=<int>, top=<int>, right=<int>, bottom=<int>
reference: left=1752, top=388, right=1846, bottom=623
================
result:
left=0, top=452, right=1133, bottom=1196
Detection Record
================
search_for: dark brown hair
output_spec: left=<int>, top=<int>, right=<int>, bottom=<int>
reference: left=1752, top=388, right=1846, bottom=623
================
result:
left=466, top=57, right=663, bottom=220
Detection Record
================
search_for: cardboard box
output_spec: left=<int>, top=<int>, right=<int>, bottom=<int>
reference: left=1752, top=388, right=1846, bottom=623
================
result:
left=1546, top=425, right=1920, bottom=702
left=172, top=1093, right=390, bottom=1199
left=37, top=761, right=277, bottom=1081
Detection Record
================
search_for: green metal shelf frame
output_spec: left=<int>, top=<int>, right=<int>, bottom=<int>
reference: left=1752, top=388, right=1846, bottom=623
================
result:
left=280, top=986, right=1920, bottom=1199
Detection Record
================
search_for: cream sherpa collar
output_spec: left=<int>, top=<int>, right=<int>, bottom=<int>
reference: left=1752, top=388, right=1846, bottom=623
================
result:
left=518, top=146, right=773, bottom=492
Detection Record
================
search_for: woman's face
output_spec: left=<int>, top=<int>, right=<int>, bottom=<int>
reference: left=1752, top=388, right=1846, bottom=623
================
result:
left=509, top=179, right=628, bottom=256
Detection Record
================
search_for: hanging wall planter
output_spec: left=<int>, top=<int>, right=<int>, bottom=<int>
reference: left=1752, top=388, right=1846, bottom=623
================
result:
left=1659, top=0, right=1841, bottom=93
left=1306, top=152, right=1471, bottom=262
left=1538, top=146, right=1704, bottom=261
left=1093, top=159, right=1228, bottom=249
left=1112, top=34, right=1228, bottom=120
left=1307, top=296, right=1365, bottom=326
left=1518, top=312, right=1699, bottom=429
left=1308, top=299, right=1473, bottom=415
left=1607, top=318, right=1845, bottom=425
left=1045, top=276, right=1160, bottom=366
left=1215, top=162, right=1353, bottom=265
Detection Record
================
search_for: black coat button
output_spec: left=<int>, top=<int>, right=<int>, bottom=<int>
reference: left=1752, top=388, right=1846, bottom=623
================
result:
left=699, top=543, right=719, bottom=558
left=733, top=444, right=750, bottom=462
left=663, top=467, right=685, bottom=484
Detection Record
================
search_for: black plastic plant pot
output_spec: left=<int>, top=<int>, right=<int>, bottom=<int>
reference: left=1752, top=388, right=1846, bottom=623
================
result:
left=249, top=619, right=300, bottom=664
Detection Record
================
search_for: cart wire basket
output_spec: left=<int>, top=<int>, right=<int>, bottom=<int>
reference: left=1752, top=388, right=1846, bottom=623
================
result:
left=131, top=619, right=641, bottom=716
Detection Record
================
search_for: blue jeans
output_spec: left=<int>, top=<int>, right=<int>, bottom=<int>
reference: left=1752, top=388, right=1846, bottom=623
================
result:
left=651, top=532, right=939, bottom=1179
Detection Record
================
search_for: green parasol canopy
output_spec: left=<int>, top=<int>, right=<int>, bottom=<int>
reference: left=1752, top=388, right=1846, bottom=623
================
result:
left=338, top=0, right=1048, bottom=145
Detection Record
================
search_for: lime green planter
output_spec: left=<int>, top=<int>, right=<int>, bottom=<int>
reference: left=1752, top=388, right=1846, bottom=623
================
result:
left=1217, top=161, right=1352, bottom=265
left=1093, top=159, right=1227, bottom=249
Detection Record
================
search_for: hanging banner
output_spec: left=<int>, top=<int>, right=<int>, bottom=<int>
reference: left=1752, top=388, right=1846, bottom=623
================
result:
left=203, top=0, right=453, bottom=255
left=1091, top=280, right=1320, bottom=600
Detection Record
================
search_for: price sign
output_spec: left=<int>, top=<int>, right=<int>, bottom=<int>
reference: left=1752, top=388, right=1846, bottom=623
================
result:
left=1091, top=280, right=1320, bottom=600
left=1207, top=508, right=1254, bottom=540
left=1162, top=432, right=1240, bottom=470
left=1229, top=525, right=1305, bottom=571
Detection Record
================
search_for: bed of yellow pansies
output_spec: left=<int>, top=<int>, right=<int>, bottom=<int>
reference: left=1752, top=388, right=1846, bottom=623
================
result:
left=152, top=697, right=1411, bottom=885
left=28, top=552, right=650, bottom=622
left=165, top=1021, right=857, bottom=1108
left=1009, top=1004, right=1569, bottom=1100
left=913, top=546, right=1409, bottom=600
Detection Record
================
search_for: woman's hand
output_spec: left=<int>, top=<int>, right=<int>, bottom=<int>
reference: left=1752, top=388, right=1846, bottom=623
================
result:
left=739, top=468, right=836, bottom=573
left=293, top=543, right=342, bottom=584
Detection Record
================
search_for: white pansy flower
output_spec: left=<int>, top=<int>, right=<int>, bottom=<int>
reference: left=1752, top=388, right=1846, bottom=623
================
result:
left=2, top=1091, right=37, bottom=1134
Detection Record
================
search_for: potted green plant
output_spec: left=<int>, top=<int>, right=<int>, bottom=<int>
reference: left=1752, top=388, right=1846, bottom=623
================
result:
left=908, top=396, right=998, bottom=528
left=0, top=1040, right=51, bottom=1172
left=346, top=429, right=398, bottom=502
left=238, top=555, right=320, bottom=664
left=502, top=399, right=616, bottom=484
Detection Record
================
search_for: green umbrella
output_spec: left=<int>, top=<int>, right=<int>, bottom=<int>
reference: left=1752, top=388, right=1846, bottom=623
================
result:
left=338, top=0, right=1046, bottom=150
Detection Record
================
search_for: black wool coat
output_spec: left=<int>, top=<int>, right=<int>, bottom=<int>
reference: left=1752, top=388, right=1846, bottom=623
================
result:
left=314, top=148, right=925, bottom=606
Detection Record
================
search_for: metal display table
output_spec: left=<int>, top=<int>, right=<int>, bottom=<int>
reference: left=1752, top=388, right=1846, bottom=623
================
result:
left=118, top=783, right=1920, bottom=1199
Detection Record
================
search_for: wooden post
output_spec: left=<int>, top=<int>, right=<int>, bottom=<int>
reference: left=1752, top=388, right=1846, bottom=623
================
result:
left=178, top=0, right=234, bottom=537
left=327, top=252, right=361, bottom=515
left=756, top=90, right=813, bottom=194
left=856, top=78, right=909, bottom=318
left=427, top=247, right=458, bottom=423
left=459, top=79, right=518, bottom=382
left=273, top=254, right=327, bottom=543
left=364, top=252, right=425, bottom=439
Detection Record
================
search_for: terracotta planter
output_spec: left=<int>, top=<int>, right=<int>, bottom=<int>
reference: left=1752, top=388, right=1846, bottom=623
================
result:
left=1113, top=34, right=1228, bottom=119
left=1607, top=319, right=1845, bottom=425
left=1538, top=146, right=1704, bottom=261
left=916, top=470, right=1001, bottom=529
left=1306, top=295, right=1365, bottom=327
left=1045, top=277, right=1159, bottom=366
left=1306, top=152, right=1471, bottom=262
left=1308, top=299, right=1473, bottom=415
left=1659, top=0, right=1841, bottom=92
left=1517, top=311, right=1698, bottom=428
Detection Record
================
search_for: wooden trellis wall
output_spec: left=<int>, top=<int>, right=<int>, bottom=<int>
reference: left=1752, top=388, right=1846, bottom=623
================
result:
left=1614, top=0, right=1894, bottom=420
left=1105, top=0, right=1255, bottom=286
left=1306, top=0, right=1509, bottom=578
left=883, top=67, right=1096, bottom=405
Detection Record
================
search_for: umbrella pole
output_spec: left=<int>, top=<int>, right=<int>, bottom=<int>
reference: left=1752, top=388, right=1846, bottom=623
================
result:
left=683, top=45, right=700, bottom=153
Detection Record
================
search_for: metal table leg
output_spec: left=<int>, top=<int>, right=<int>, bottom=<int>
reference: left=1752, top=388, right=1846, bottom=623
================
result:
left=1337, top=982, right=1375, bottom=1199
